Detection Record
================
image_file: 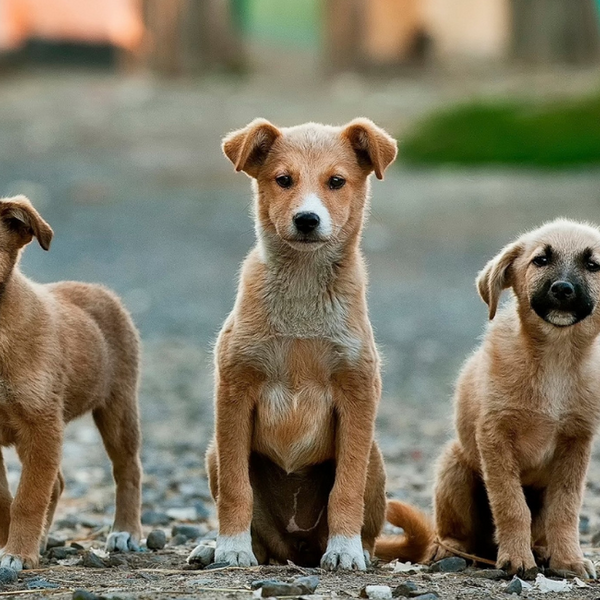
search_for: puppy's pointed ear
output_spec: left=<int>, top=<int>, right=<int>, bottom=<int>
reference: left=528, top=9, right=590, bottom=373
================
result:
left=222, top=119, right=281, bottom=177
left=0, top=195, right=53, bottom=251
left=476, top=241, right=523, bottom=320
left=341, top=118, right=398, bottom=179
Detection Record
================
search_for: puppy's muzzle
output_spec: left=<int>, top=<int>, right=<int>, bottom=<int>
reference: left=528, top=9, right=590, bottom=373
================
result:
left=531, top=277, right=594, bottom=326
left=294, top=212, right=320, bottom=235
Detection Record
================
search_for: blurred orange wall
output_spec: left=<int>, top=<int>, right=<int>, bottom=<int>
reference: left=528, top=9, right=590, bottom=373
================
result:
left=0, top=0, right=144, bottom=51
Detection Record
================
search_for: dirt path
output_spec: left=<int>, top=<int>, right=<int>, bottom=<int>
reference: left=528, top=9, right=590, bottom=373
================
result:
left=1, top=69, right=600, bottom=597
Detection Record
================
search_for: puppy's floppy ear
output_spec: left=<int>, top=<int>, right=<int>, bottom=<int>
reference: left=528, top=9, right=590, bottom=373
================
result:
left=341, top=118, right=398, bottom=179
left=0, top=195, right=53, bottom=251
left=476, top=241, right=523, bottom=320
left=222, top=118, right=281, bottom=177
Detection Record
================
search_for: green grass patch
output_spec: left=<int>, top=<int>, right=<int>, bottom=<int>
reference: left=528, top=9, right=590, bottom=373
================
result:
left=401, top=94, right=600, bottom=168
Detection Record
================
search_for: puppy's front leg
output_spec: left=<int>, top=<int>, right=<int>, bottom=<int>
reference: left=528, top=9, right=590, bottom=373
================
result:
left=544, top=436, right=595, bottom=579
left=1, top=421, right=62, bottom=571
left=478, top=420, right=536, bottom=577
left=190, top=378, right=258, bottom=567
left=322, top=371, right=378, bottom=571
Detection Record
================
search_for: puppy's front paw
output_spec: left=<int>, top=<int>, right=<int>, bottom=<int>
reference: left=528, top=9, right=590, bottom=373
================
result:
left=213, top=532, right=258, bottom=567
left=497, top=545, right=537, bottom=578
left=321, top=535, right=367, bottom=571
left=0, top=550, right=36, bottom=571
left=550, top=555, right=596, bottom=579
left=106, top=531, right=140, bottom=553
left=188, top=543, right=215, bottom=566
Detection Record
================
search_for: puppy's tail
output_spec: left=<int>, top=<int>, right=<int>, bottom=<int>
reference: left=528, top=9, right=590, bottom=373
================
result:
left=374, top=500, right=434, bottom=564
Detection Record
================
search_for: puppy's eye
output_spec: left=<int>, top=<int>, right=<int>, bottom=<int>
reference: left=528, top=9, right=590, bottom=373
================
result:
left=532, top=255, right=549, bottom=267
left=328, top=176, right=346, bottom=190
left=586, top=260, right=600, bottom=272
left=275, top=175, right=293, bottom=189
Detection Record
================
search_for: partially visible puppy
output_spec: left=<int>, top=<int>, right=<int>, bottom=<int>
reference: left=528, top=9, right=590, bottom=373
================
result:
left=376, top=220, right=600, bottom=578
left=188, top=118, right=397, bottom=570
left=0, top=196, right=142, bottom=570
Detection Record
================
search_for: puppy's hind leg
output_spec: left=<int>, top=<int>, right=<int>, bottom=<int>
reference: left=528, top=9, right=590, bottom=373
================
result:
left=93, top=385, right=143, bottom=552
left=40, top=471, right=65, bottom=553
left=432, top=441, right=490, bottom=563
left=0, top=450, right=12, bottom=548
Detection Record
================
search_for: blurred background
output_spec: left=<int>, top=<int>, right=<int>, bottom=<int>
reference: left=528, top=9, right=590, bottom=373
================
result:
left=2, top=0, right=600, bottom=544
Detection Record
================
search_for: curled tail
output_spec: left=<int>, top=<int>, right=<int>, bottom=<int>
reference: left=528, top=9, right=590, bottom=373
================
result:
left=374, top=500, right=434, bottom=564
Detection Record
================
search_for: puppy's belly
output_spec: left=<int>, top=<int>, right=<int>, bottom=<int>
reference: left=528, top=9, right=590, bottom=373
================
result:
left=252, top=382, right=335, bottom=473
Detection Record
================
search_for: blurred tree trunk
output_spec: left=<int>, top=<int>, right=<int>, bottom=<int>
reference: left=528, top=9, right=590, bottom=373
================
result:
left=511, top=0, right=600, bottom=64
left=141, top=0, right=245, bottom=76
left=323, top=0, right=367, bottom=72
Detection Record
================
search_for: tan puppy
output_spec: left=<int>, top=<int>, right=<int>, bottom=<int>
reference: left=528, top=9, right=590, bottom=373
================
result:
left=0, top=196, right=142, bottom=570
left=188, top=118, right=397, bottom=570
left=376, top=220, right=600, bottom=579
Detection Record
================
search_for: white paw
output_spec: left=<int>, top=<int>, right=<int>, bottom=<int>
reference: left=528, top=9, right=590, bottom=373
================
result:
left=106, top=531, right=140, bottom=552
left=187, top=543, right=215, bottom=566
left=0, top=553, right=23, bottom=571
left=321, top=535, right=367, bottom=571
left=213, top=532, right=257, bottom=567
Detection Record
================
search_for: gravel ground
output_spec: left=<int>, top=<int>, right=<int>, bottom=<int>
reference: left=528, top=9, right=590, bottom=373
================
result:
left=0, top=67, right=600, bottom=598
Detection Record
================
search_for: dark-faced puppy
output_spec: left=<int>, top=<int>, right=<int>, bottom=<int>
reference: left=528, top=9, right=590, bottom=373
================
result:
left=0, top=195, right=142, bottom=570
left=188, top=118, right=397, bottom=570
left=376, top=220, right=600, bottom=579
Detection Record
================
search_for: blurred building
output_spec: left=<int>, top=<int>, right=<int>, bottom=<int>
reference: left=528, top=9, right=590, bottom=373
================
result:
left=0, top=0, right=598, bottom=75
left=0, top=0, right=143, bottom=52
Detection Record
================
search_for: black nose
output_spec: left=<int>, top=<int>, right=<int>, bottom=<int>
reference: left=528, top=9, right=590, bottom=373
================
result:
left=550, top=281, right=575, bottom=300
left=294, top=212, right=320, bottom=234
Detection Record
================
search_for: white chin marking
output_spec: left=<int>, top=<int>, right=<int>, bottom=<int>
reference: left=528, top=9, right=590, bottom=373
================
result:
left=296, top=193, right=333, bottom=236
left=547, top=311, right=577, bottom=326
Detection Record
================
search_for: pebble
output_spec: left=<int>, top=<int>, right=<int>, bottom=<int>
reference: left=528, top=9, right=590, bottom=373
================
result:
left=27, top=579, right=60, bottom=590
left=141, top=510, right=171, bottom=526
left=392, top=581, right=419, bottom=597
left=361, top=585, right=393, bottom=600
left=171, top=525, right=201, bottom=540
left=251, top=579, right=282, bottom=590
left=47, top=546, right=79, bottom=560
left=169, top=534, right=188, bottom=546
left=259, top=582, right=305, bottom=597
left=107, top=555, right=128, bottom=568
left=293, top=575, right=319, bottom=594
left=72, top=591, right=100, bottom=600
left=0, top=567, right=17, bottom=584
left=46, top=536, right=65, bottom=549
left=411, top=595, right=439, bottom=600
left=470, top=569, right=508, bottom=580
left=81, top=551, right=106, bottom=569
left=194, top=501, right=211, bottom=519
left=55, top=516, right=79, bottom=529
left=429, top=557, right=467, bottom=572
left=146, top=530, right=167, bottom=550
left=504, top=578, right=522, bottom=595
